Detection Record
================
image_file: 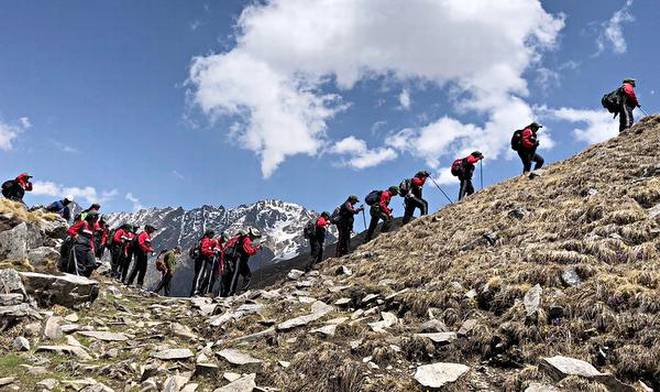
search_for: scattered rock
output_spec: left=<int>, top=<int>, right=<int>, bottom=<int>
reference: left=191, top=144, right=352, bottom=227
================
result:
left=414, top=362, right=470, bottom=389
left=540, top=355, right=602, bottom=380
left=0, top=269, right=27, bottom=297
left=335, top=265, right=352, bottom=276
left=524, top=382, right=559, bottom=392
left=171, top=323, right=199, bottom=340
left=0, top=377, right=15, bottom=387
left=217, top=349, right=263, bottom=372
left=19, top=272, right=99, bottom=308
left=368, top=312, right=398, bottom=333
left=458, top=319, right=478, bottom=337
left=278, top=361, right=290, bottom=368
left=12, top=336, right=30, bottom=351
left=0, top=223, right=29, bottom=260
left=523, top=284, right=542, bottom=317
left=508, top=208, right=528, bottom=220
left=311, top=324, right=337, bottom=337
left=36, top=345, right=92, bottom=360
left=162, top=373, right=192, bottom=392
left=37, top=378, right=59, bottom=390
left=561, top=268, right=582, bottom=287
left=181, top=384, right=199, bottom=392
left=415, top=332, right=457, bottom=345
left=334, top=298, right=351, bottom=306
left=43, top=316, right=63, bottom=340
left=209, top=304, right=264, bottom=327
left=223, top=373, right=242, bottom=382
left=361, top=293, right=379, bottom=304
left=151, top=348, right=194, bottom=361
left=287, top=269, right=305, bottom=280
left=64, top=313, right=79, bottom=322
left=276, top=301, right=333, bottom=331
left=419, top=319, right=448, bottom=333
left=78, top=330, right=128, bottom=342
left=27, top=246, right=60, bottom=267
left=213, top=373, right=256, bottom=392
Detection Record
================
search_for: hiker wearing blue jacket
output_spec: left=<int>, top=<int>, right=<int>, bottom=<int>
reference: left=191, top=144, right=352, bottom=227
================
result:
left=46, top=197, right=73, bottom=221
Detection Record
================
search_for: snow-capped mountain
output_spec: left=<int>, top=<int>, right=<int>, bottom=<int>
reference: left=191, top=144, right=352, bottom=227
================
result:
left=104, top=200, right=332, bottom=296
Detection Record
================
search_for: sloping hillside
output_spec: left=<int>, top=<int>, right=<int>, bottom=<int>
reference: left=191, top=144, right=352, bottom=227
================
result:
left=0, top=116, right=658, bottom=392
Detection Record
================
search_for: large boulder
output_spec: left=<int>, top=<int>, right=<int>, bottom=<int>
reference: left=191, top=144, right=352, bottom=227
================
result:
left=19, top=272, right=99, bottom=308
left=0, top=269, right=27, bottom=298
left=0, top=222, right=29, bottom=260
left=27, top=247, right=60, bottom=267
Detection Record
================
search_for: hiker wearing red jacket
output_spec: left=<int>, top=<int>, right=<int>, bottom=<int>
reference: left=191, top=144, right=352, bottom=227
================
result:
left=110, top=225, right=129, bottom=279
left=1, top=173, right=33, bottom=204
left=403, top=171, right=430, bottom=224
left=189, top=230, right=216, bottom=296
left=453, top=152, right=484, bottom=201
left=335, top=195, right=363, bottom=257
left=227, top=228, right=262, bottom=296
left=93, top=217, right=109, bottom=259
left=518, top=122, right=545, bottom=176
left=619, top=78, right=640, bottom=132
left=63, top=212, right=99, bottom=277
left=126, top=225, right=157, bottom=289
left=307, top=212, right=331, bottom=271
left=219, top=234, right=242, bottom=297
left=365, top=186, right=399, bottom=243
left=206, top=232, right=233, bottom=296
left=119, top=226, right=137, bottom=283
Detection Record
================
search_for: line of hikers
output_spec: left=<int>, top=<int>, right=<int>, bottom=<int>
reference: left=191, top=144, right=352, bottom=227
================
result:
left=2, top=78, right=644, bottom=296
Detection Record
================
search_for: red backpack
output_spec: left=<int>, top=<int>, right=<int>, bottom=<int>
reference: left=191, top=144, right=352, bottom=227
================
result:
left=450, top=159, right=463, bottom=177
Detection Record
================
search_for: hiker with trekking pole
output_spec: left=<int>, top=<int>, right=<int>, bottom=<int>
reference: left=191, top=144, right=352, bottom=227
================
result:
left=331, top=195, right=364, bottom=257
left=601, top=78, right=642, bottom=133
left=451, top=151, right=484, bottom=200
left=364, top=185, right=400, bottom=243
left=401, top=171, right=431, bottom=225
left=63, top=211, right=100, bottom=277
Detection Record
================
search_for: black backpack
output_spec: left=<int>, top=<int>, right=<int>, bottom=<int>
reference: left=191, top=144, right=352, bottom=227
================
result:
left=510, top=129, right=524, bottom=151
left=399, top=179, right=411, bottom=196
left=303, top=220, right=316, bottom=239
left=601, top=88, right=622, bottom=113
left=365, top=190, right=382, bottom=206
left=330, top=206, right=342, bottom=224
left=1, top=180, right=15, bottom=198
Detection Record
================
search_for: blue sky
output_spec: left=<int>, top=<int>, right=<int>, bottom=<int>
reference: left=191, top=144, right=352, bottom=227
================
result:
left=1, top=0, right=658, bottom=219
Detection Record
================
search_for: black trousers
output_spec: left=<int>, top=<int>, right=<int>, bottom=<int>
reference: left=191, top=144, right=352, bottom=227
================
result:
left=619, top=104, right=634, bottom=132
left=120, top=249, right=133, bottom=283
left=517, top=150, right=544, bottom=173
left=308, top=238, right=324, bottom=270
left=110, top=244, right=122, bottom=277
left=458, top=178, right=474, bottom=201
left=198, top=257, right=215, bottom=296
left=335, top=223, right=352, bottom=257
left=227, top=256, right=251, bottom=296
left=189, top=256, right=206, bottom=296
left=365, top=207, right=392, bottom=243
left=68, top=243, right=96, bottom=277
left=220, top=258, right=236, bottom=297
left=127, top=250, right=148, bottom=287
left=153, top=272, right=172, bottom=296
left=402, top=196, right=428, bottom=224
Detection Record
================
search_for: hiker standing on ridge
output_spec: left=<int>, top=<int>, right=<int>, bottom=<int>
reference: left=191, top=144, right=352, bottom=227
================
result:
left=153, top=247, right=181, bottom=296
left=46, top=197, right=72, bottom=221
left=513, top=122, right=544, bottom=176
left=126, top=225, right=156, bottom=289
left=335, top=195, right=363, bottom=257
left=219, top=233, right=241, bottom=297
left=619, top=78, right=640, bottom=132
left=227, top=228, right=261, bottom=296
left=2, top=173, right=33, bottom=204
left=364, top=186, right=399, bottom=243
left=110, top=224, right=130, bottom=279
left=306, top=212, right=330, bottom=271
left=208, top=232, right=231, bottom=296
left=94, top=216, right=109, bottom=259
left=189, top=230, right=215, bottom=297
left=120, top=225, right=137, bottom=283
left=77, top=203, right=101, bottom=222
left=451, top=151, right=484, bottom=201
left=65, top=211, right=99, bottom=277
left=402, top=171, right=430, bottom=224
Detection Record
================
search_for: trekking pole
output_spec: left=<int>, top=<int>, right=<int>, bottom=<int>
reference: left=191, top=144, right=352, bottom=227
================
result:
left=638, top=106, right=650, bottom=116
left=429, top=176, right=454, bottom=204
left=480, top=160, right=484, bottom=190
left=361, top=209, right=367, bottom=231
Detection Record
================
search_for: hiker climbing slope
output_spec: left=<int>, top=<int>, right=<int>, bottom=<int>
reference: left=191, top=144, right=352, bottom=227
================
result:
left=2, top=173, right=33, bottom=204
left=227, top=228, right=261, bottom=296
left=306, top=212, right=330, bottom=271
left=364, top=186, right=399, bottom=243
left=153, top=247, right=181, bottom=296
left=402, top=171, right=430, bottom=224
left=334, top=195, right=363, bottom=257
left=512, top=122, right=544, bottom=176
left=451, top=151, right=484, bottom=201
left=126, top=225, right=156, bottom=289
left=619, top=78, right=640, bottom=132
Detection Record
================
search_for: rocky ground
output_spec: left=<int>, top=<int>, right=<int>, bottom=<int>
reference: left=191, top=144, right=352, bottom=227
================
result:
left=0, top=116, right=659, bottom=391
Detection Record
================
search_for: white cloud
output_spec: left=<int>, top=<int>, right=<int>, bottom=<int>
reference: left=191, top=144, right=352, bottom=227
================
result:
left=188, top=0, right=565, bottom=176
left=125, top=193, right=144, bottom=212
left=543, top=107, right=617, bottom=144
left=331, top=136, right=397, bottom=169
left=596, top=0, right=634, bottom=55
left=49, top=139, right=79, bottom=154
left=535, top=67, right=561, bottom=91
left=0, top=117, right=31, bottom=151
left=398, top=89, right=411, bottom=110
left=172, top=170, right=186, bottom=180
left=32, top=181, right=118, bottom=205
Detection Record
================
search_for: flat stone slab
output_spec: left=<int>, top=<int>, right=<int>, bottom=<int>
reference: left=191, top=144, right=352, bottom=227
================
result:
left=217, top=349, right=262, bottom=372
left=209, top=304, right=264, bottom=327
left=151, top=348, right=194, bottom=361
left=540, top=355, right=603, bottom=380
left=19, top=272, right=99, bottom=308
left=213, top=373, right=256, bottom=392
left=334, top=298, right=351, bottom=306
left=415, top=332, right=457, bottom=344
left=414, top=362, right=470, bottom=389
left=276, top=301, right=333, bottom=331
left=311, top=324, right=337, bottom=337
left=287, top=269, right=304, bottom=280
left=368, top=312, right=398, bottom=333
left=77, top=330, right=128, bottom=342
left=36, top=345, right=92, bottom=360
